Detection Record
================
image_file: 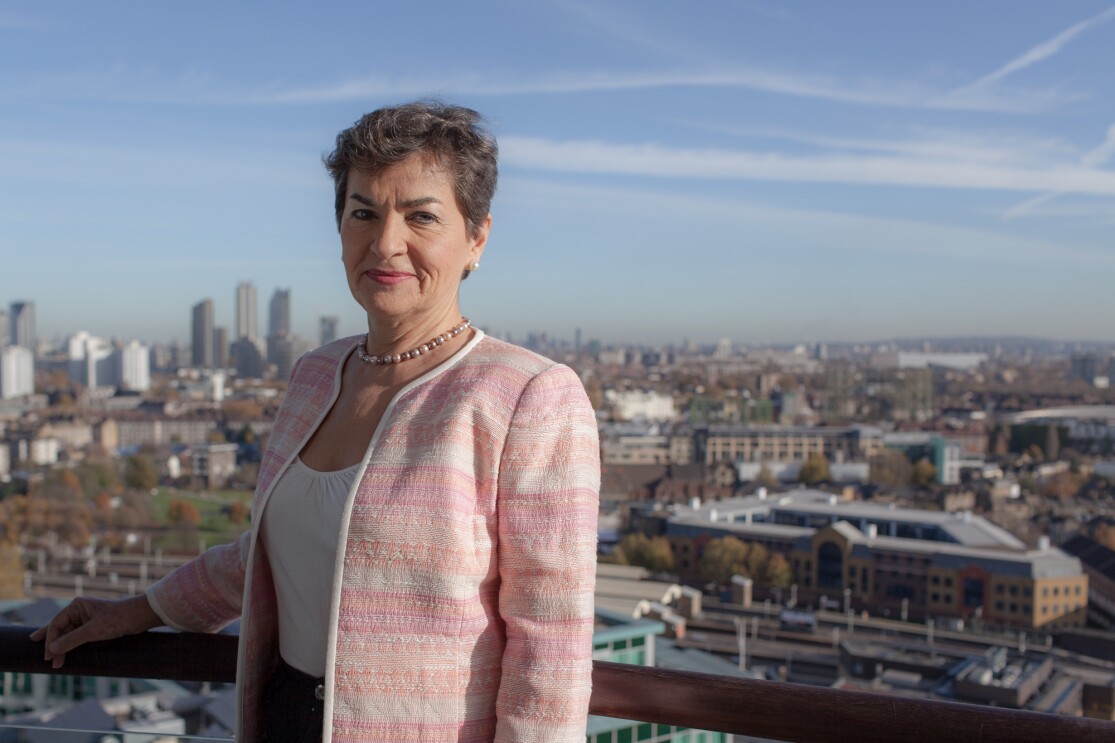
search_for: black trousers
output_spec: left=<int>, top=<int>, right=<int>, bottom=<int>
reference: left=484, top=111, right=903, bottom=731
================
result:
left=262, top=658, right=326, bottom=743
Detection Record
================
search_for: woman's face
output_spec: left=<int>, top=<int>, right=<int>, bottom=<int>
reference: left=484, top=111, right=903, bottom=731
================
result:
left=340, top=155, right=489, bottom=329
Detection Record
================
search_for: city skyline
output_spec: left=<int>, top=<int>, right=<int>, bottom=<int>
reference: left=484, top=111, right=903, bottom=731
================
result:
left=2, top=2, right=1115, bottom=344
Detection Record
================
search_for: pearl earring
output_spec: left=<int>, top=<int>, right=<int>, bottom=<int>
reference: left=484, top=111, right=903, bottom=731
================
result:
left=468, top=260, right=480, bottom=271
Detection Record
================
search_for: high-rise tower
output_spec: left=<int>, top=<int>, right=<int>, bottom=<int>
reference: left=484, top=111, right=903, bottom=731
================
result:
left=9, top=301, right=36, bottom=352
left=192, top=299, right=214, bottom=368
left=269, top=288, right=291, bottom=339
left=236, top=282, right=258, bottom=340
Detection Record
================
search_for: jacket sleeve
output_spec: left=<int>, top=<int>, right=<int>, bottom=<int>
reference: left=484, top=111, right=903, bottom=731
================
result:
left=494, top=364, right=600, bottom=742
left=145, top=529, right=250, bottom=632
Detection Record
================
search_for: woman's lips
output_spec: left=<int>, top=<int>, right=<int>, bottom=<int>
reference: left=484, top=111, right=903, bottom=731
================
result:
left=367, top=269, right=414, bottom=285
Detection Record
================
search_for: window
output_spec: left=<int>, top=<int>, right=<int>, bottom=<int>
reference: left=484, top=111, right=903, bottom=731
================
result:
left=1024, top=587, right=1032, bottom=598
left=931, top=575, right=940, bottom=586
left=1023, top=604, right=1031, bottom=614
left=1009, top=586, right=1018, bottom=597
left=1042, top=587, right=1049, bottom=597
left=618, top=729, right=633, bottom=743
left=632, top=636, right=645, bottom=648
left=1075, top=585, right=1082, bottom=595
left=945, top=594, right=953, bottom=603
left=944, top=577, right=954, bottom=587
left=995, top=601, right=1004, bottom=611
left=1009, top=603, right=1018, bottom=613
left=931, top=592, right=940, bottom=602
left=995, top=584, right=1004, bottom=595
left=962, top=577, right=985, bottom=609
left=637, top=723, right=653, bottom=741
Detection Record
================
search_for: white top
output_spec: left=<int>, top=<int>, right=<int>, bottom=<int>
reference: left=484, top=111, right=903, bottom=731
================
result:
left=261, top=456, right=359, bottom=677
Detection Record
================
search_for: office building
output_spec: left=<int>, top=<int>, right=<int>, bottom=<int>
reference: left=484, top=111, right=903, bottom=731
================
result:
left=0, top=309, right=7, bottom=347
left=236, top=282, right=258, bottom=340
left=9, top=301, right=35, bottom=352
left=117, top=340, right=151, bottom=392
left=191, top=299, right=214, bottom=368
left=269, top=288, right=291, bottom=338
left=66, top=331, right=113, bottom=388
left=653, top=489, right=1087, bottom=630
left=319, top=316, right=339, bottom=346
left=232, top=336, right=265, bottom=379
left=267, top=288, right=292, bottom=367
left=212, top=326, right=229, bottom=368
left=0, top=345, right=34, bottom=399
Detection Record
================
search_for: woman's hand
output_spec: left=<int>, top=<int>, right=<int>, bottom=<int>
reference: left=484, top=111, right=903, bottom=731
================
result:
left=29, top=594, right=163, bottom=669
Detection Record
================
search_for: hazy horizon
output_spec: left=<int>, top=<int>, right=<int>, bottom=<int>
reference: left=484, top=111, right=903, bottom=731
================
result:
left=3, top=2, right=1115, bottom=345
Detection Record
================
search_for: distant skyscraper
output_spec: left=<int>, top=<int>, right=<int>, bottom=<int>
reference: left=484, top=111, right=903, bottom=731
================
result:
left=9, top=301, right=35, bottom=352
left=213, top=326, right=229, bottom=369
left=192, top=299, right=214, bottom=368
left=117, top=340, right=151, bottom=392
left=232, top=336, right=266, bottom=379
left=269, top=288, right=291, bottom=338
left=0, top=346, right=34, bottom=399
left=319, top=316, right=339, bottom=346
left=66, top=331, right=113, bottom=388
left=0, top=310, right=8, bottom=348
left=267, top=288, right=292, bottom=366
left=236, top=282, right=258, bottom=340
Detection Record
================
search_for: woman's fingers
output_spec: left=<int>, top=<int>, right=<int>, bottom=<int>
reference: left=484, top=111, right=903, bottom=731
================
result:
left=33, top=595, right=161, bottom=669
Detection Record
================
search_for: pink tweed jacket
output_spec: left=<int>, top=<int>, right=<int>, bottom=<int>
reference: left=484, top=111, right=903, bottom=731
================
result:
left=147, top=332, right=600, bottom=742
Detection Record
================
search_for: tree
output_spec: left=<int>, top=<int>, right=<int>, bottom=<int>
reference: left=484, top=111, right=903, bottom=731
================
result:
left=765, top=553, right=794, bottom=588
left=699, top=536, right=749, bottom=583
left=124, top=454, right=159, bottom=491
left=1042, top=472, right=1082, bottom=500
left=0, top=540, right=24, bottom=599
left=227, top=501, right=249, bottom=525
left=168, top=499, right=200, bottom=527
left=756, top=465, right=779, bottom=489
left=799, top=454, right=830, bottom=486
left=870, top=449, right=914, bottom=488
left=612, top=533, right=675, bottom=573
left=912, top=458, right=938, bottom=488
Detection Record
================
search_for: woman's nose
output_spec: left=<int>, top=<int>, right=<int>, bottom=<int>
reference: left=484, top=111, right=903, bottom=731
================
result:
left=372, top=215, right=407, bottom=259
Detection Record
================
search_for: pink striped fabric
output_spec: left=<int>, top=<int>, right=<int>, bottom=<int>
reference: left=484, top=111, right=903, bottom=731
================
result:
left=148, top=335, right=600, bottom=741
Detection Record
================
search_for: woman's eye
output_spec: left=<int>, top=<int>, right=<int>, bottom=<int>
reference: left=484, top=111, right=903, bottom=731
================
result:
left=411, top=211, right=437, bottom=224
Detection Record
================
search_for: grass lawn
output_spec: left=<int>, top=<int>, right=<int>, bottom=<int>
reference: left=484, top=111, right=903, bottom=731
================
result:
left=150, top=487, right=254, bottom=552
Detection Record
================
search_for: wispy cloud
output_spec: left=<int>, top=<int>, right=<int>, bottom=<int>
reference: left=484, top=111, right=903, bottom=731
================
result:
left=1003, top=122, right=1115, bottom=219
left=499, top=176, right=1115, bottom=265
left=5, top=62, right=1076, bottom=115
left=500, top=135, right=1115, bottom=197
left=677, top=122, right=1077, bottom=167
left=960, top=5, right=1115, bottom=90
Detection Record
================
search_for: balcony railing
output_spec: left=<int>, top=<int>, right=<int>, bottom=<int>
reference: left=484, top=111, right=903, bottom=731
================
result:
left=3, top=626, right=1114, bottom=743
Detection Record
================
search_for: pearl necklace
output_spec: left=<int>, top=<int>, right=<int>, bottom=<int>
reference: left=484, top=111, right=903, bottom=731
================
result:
left=356, top=318, right=472, bottom=365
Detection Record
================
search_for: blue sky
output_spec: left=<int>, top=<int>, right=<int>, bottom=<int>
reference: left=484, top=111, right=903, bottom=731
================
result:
left=2, top=1, right=1114, bottom=346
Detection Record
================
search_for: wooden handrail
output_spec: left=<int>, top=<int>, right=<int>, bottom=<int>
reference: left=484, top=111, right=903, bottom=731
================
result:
left=3, top=626, right=1114, bottom=743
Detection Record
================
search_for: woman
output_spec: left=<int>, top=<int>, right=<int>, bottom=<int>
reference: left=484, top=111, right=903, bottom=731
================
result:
left=32, top=101, right=601, bottom=742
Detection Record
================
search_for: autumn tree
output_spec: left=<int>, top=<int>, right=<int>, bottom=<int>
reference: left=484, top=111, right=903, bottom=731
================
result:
left=227, top=501, right=250, bottom=525
left=124, top=454, right=159, bottom=491
left=1042, top=472, right=1082, bottom=500
left=870, top=449, right=914, bottom=488
left=0, top=541, right=24, bottom=599
left=912, top=458, right=938, bottom=488
left=699, top=536, right=750, bottom=583
left=612, top=533, right=675, bottom=573
left=766, top=553, right=794, bottom=588
left=799, top=454, right=830, bottom=487
left=756, top=465, right=780, bottom=489
left=168, top=499, right=201, bottom=527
